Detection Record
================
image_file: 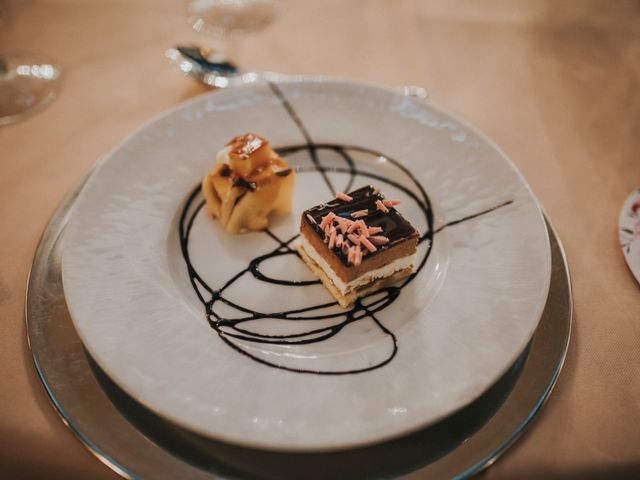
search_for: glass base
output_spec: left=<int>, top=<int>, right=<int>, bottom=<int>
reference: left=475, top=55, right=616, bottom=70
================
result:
left=187, top=0, right=279, bottom=37
left=0, top=55, right=61, bottom=126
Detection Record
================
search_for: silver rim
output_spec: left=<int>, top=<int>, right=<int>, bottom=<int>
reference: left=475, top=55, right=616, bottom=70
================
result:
left=26, top=169, right=571, bottom=479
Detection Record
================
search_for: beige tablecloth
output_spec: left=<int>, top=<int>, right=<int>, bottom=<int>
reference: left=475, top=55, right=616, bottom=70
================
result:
left=2, top=0, right=639, bottom=478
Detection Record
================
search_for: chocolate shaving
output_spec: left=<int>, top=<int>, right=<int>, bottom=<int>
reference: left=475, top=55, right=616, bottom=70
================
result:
left=219, top=164, right=232, bottom=177
left=234, top=192, right=247, bottom=206
left=233, top=177, right=257, bottom=191
left=275, top=168, right=292, bottom=177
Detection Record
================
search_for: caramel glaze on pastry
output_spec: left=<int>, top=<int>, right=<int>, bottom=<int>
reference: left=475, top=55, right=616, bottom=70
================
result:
left=202, top=133, right=295, bottom=234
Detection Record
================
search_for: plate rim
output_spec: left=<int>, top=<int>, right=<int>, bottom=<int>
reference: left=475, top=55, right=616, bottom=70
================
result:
left=60, top=78, right=552, bottom=451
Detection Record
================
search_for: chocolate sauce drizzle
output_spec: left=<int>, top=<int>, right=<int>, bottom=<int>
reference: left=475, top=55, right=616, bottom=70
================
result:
left=178, top=84, right=513, bottom=375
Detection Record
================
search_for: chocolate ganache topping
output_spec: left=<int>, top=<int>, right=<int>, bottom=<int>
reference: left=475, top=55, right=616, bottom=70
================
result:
left=303, top=185, right=419, bottom=267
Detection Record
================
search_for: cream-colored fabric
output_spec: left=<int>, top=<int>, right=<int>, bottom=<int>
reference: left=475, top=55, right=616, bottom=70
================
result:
left=1, top=1, right=640, bottom=478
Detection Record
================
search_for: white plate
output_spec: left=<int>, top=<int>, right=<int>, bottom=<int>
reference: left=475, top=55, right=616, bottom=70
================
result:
left=619, top=188, right=640, bottom=285
left=62, top=80, right=551, bottom=451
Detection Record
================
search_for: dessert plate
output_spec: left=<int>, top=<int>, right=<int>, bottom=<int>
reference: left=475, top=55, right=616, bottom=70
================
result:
left=62, top=79, right=551, bottom=451
left=619, top=187, right=640, bottom=285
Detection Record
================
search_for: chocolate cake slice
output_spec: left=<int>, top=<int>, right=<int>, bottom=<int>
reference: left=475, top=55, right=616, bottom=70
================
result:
left=296, top=186, right=419, bottom=308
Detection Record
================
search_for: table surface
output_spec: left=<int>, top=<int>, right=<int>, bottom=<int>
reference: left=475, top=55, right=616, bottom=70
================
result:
left=2, top=0, right=639, bottom=478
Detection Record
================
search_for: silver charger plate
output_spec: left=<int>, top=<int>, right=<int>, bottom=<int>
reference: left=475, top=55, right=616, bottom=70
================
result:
left=26, top=168, right=571, bottom=479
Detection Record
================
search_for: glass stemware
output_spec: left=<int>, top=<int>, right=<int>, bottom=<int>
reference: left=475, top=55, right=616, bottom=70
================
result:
left=168, top=1, right=281, bottom=88
left=0, top=56, right=61, bottom=125
left=183, top=0, right=280, bottom=65
left=186, top=0, right=280, bottom=38
left=0, top=1, right=62, bottom=125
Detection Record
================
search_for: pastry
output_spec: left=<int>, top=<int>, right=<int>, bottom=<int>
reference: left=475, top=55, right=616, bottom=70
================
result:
left=297, top=185, right=419, bottom=308
left=202, top=133, right=295, bottom=234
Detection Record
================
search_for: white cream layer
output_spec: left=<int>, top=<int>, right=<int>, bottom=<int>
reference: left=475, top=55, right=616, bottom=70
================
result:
left=299, top=235, right=416, bottom=295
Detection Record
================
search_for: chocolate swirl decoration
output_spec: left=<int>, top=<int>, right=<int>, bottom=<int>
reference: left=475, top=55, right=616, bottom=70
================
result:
left=178, top=83, right=513, bottom=375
